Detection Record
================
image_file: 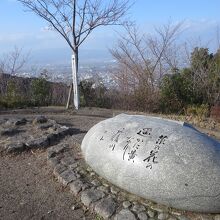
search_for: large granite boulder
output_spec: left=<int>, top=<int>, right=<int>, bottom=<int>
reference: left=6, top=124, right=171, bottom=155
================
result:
left=81, top=114, right=220, bottom=213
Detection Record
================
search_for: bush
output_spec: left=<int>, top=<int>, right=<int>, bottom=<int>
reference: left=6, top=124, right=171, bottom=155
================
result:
left=186, top=104, right=210, bottom=119
left=31, top=77, right=51, bottom=106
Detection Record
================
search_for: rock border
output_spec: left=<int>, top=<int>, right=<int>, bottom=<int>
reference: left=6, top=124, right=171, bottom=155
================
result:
left=0, top=116, right=74, bottom=154
left=47, top=142, right=219, bottom=220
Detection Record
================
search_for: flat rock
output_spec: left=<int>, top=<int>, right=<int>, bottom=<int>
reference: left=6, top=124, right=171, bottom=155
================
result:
left=5, top=142, right=26, bottom=153
left=158, top=213, right=169, bottom=220
left=69, top=179, right=84, bottom=195
left=0, top=127, right=19, bottom=136
left=58, top=169, right=78, bottom=186
left=137, top=212, right=149, bottom=220
left=33, top=115, right=48, bottom=124
left=114, top=209, right=137, bottom=220
left=122, top=201, right=132, bottom=209
left=132, top=204, right=146, bottom=212
left=5, top=118, right=27, bottom=126
left=26, top=136, right=49, bottom=148
left=94, top=196, right=117, bottom=218
left=81, top=189, right=105, bottom=207
left=47, top=144, right=68, bottom=159
left=81, top=114, right=220, bottom=213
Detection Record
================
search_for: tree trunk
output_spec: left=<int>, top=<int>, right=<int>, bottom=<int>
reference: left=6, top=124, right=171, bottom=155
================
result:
left=65, top=83, right=73, bottom=109
left=72, top=49, right=79, bottom=110
left=66, top=49, right=79, bottom=110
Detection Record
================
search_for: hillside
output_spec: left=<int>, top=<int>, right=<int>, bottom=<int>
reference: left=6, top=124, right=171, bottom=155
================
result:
left=0, top=73, right=70, bottom=107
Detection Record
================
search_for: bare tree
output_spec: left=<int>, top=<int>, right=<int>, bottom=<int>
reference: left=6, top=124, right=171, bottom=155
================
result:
left=0, top=46, right=30, bottom=75
left=110, top=22, right=183, bottom=111
left=17, top=0, right=132, bottom=109
left=111, top=22, right=183, bottom=81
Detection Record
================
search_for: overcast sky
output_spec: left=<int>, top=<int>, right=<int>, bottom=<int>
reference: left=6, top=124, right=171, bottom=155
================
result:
left=1, top=0, right=220, bottom=63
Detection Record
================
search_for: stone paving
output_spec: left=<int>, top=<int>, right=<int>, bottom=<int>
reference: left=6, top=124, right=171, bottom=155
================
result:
left=47, top=141, right=220, bottom=220
left=1, top=115, right=220, bottom=220
left=0, top=116, right=75, bottom=154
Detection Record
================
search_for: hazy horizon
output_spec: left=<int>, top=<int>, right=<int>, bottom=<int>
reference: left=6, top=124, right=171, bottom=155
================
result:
left=1, top=0, right=220, bottom=65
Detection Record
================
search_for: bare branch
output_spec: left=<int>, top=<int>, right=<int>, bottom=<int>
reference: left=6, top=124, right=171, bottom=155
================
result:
left=0, top=46, right=30, bottom=75
left=110, top=21, right=184, bottom=95
left=17, top=0, right=132, bottom=51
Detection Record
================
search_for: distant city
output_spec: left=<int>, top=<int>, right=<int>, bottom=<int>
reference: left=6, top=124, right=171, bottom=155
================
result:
left=14, top=48, right=117, bottom=87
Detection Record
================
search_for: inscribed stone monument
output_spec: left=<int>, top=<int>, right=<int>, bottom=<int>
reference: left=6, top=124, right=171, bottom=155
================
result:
left=81, top=114, right=220, bottom=213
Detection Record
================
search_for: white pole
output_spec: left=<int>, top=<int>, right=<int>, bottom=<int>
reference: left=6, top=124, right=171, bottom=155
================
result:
left=72, top=54, right=79, bottom=110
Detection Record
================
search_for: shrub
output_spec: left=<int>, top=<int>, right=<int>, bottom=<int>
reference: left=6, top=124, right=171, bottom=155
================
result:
left=31, top=77, right=51, bottom=106
left=186, top=104, right=210, bottom=119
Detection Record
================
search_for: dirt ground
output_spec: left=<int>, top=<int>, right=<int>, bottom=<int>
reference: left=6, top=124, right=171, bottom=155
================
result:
left=0, top=108, right=108, bottom=220
left=0, top=151, right=95, bottom=220
left=0, top=107, right=219, bottom=220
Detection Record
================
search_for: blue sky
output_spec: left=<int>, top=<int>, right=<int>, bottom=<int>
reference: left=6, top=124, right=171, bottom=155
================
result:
left=0, top=0, right=220, bottom=63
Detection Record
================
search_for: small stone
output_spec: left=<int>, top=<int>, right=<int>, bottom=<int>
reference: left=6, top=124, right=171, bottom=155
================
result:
left=49, top=144, right=68, bottom=155
left=141, top=201, right=154, bottom=207
left=158, top=213, right=169, bottom=220
left=131, top=204, right=146, bottom=212
left=37, top=123, right=53, bottom=130
left=215, top=215, right=220, bottom=220
left=78, top=169, right=87, bottom=176
left=103, top=183, right=109, bottom=187
left=177, top=216, right=190, bottom=220
left=71, top=205, right=77, bottom=210
left=114, top=209, right=136, bottom=220
left=91, top=179, right=101, bottom=187
left=14, top=118, right=27, bottom=126
left=33, top=115, right=47, bottom=124
left=110, top=186, right=120, bottom=194
left=122, top=201, right=132, bottom=209
left=138, top=212, right=149, bottom=220
left=69, top=180, right=84, bottom=195
left=170, top=210, right=183, bottom=216
left=56, top=126, right=71, bottom=136
left=90, top=172, right=95, bottom=176
left=26, top=136, right=49, bottom=149
left=167, top=217, right=177, bottom=220
left=97, top=185, right=110, bottom=193
left=75, top=167, right=82, bottom=172
left=81, top=182, right=92, bottom=191
left=6, top=142, right=26, bottom=153
left=95, top=196, right=117, bottom=219
left=47, top=150, right=56, bottom=159
left=47, top=144, right=67, bottom=159
left=0, top=127, right=18, bottom=136
left=61, top=156, right=76, bottom=166
left=87, top=167, right=93, bottom=172
left=150, top=204, right=164, bottom=213
left=69, top=163, right=78, bottom=169
left=58, top=169, right=78, bottom=186
left=147, top=210, right=155, bottom=218
left=48, top=157, right=60, bottom=167
left=53, top=164, right=67, bottom=177
left=81, top=189, right=105, bottom=207
left=47, top=133, right=58, bottom=144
